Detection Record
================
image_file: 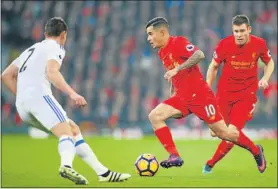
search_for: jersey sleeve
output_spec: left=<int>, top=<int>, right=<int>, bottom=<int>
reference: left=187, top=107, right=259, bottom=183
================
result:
left=212, top=40, right=225, bottom=65
left=47, top=44, right=65, bottom=65
left=176, top=37, right=199, bottom=59
left=259, top=39, right=272, bottom=64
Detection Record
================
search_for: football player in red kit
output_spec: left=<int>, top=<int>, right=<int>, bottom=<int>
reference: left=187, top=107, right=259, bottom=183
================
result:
left=145, top=17, right=267, bottom=170
left=203, top=15, right=274, bottom=174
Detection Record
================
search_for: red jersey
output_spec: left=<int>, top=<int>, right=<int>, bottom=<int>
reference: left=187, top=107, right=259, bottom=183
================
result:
left=213, top=35, right=272, bottom=95
left=158, top=36, right=208, bottom=96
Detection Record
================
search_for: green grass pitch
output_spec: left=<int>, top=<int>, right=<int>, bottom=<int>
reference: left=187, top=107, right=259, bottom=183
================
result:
left=1, top=135, right=277, bottom=187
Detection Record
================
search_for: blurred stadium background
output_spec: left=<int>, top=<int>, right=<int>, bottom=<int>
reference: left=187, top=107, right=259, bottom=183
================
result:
left=1, top=1, right=277, bottom=187
left=1, top=1, right=277, bottom=139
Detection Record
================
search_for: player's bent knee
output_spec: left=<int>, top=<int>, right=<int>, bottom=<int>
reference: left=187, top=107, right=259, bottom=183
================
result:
left=209, top=129, right=217, bottom=137
left=208, top=120, right=231, bottom=140
left=227, top=124, right=239, bottom=141
left=217, top=131, right=230, bottom=141
left=68, top=119, right=81, bottom=137
left=51, top=122, right=74, bottom=138
left=148, top=109, right=165, bottom=123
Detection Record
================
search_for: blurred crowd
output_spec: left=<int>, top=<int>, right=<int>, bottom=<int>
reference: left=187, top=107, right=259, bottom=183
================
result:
left=1, top=1, right=277, bottom=132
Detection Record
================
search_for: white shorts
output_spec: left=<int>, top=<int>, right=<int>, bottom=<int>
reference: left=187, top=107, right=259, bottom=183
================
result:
left=16, top=88, right=69, bottom=131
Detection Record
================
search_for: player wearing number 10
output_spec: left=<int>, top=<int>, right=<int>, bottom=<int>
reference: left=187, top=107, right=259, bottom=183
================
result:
left=1, top=17, right=131, bottom=184
left=145, top=17, right=266, bottom=170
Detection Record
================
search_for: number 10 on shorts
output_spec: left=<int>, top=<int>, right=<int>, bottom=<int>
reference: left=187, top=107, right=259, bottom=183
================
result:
left=205, top=104, right=216, bottom=117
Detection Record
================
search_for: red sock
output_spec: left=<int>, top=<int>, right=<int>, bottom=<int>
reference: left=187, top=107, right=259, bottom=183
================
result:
left=154, top=126, right=180, bottom=157
left=235, top=130, right=260, bottom=155
left=207, top=140, right=234, bottom=167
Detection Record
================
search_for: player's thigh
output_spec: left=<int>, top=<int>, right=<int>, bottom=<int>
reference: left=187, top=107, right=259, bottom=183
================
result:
left=229, top=100, right=256, bottom=130
left=28, top=114, right=51, bottom=134
left=149, top=97, right=187, bottom=121
left=160, top=96, right=190, bottom=119
left=188, top=91, right=223, bottom=125
left=16, top=100, right=51, bottom=133
left=15, top=100, right=32, bottom=123
left=29, top=94, right=70, bottom=132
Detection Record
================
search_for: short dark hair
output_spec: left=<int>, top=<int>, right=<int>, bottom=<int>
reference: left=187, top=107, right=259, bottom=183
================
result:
left=232, top=15, right=250, bottom=26
left=146, top=17, right=169, bottom=29
left=45, top=17, right=68, bottom=37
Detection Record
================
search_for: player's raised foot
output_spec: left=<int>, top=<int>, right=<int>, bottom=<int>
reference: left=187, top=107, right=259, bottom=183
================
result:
left=160, top=154, right=184, bottom=168
left=202, top=164, right=213, bottom=174
left=254, top=145, right=267, bottom=173
left=59, top=165, right=89, bottom=185
left=98, top=170, right=131, bottom=182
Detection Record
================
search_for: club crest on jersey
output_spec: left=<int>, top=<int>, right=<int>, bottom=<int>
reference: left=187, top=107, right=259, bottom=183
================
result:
left=186, top=44, right=194, bottom=51
left=252, top=52, right=256, bottom=59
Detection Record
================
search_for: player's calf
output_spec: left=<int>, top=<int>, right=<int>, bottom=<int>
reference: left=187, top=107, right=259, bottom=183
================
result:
left=208, top=120, right=239, bottom=142
left=69, top=120, right=109, bottom=174
left=69, top=119, right=132, bottom=180
left=51, top=122, right=76, bottom=168
left=149, top=103, right=183, bottom=160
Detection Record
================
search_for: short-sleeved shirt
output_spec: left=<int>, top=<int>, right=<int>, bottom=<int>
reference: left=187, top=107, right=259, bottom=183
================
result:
left=158, top=36, right=208, bottom=97
left=12, top=39, right=66, bottom=96
left=213, top=34, right=272, bottom=96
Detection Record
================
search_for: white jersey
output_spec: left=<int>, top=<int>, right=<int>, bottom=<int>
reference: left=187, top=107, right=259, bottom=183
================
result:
left=12, top=39, right=65, bottom=97
left=13, top=39, right=69, bottom=131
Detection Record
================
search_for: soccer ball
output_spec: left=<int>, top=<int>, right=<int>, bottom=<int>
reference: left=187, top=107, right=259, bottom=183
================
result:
left=135, top=153, right=159, bottom=176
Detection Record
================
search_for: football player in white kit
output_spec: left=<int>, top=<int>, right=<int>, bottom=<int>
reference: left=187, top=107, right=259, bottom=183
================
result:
left=1, top=17, right=131, bottom=185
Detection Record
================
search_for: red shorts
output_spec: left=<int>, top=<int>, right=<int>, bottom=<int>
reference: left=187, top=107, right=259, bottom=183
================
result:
left=217, top=92, right=257, bottom=129
left=163, top=89, right=223, bottom=124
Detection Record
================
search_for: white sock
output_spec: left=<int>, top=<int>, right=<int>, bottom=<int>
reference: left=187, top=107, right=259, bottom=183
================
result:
left=75, top=133, right=108, bottom=175
left=58, top=135, right=76, bottom=167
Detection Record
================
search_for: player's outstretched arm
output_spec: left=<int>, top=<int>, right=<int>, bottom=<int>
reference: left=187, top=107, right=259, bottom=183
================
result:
left=263, top=58, right=275, bottom=81
left=259, top=58, right=275, bottom=89
left=176, top=50, right=205, bottom=71
left=47, top=60, right=76, bottom=96
left=206, top=59, right=220, bottom=88
left=1, top=64, right=18, bottom=96
left=47, top=60, right=87, bottom=106
left=164, top=50, right=205, bottom=81
left=261, top=58, right=274, bottom=88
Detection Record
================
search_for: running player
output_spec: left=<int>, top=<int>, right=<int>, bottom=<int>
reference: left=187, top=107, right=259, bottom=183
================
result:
left=203, top=15, right=274, bottom=174
left=145, top=17, right=266, bottom=171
